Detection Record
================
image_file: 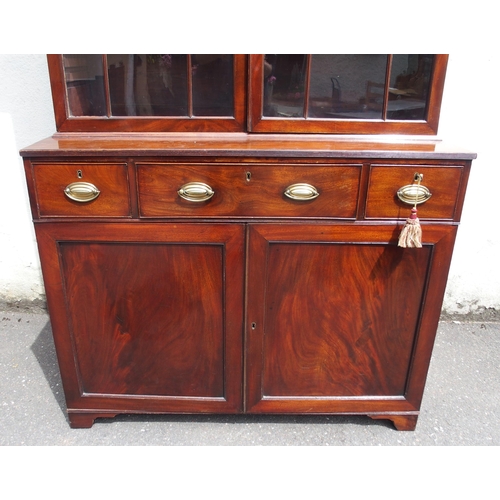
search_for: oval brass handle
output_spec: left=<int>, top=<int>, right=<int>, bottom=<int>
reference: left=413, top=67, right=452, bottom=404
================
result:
left=284, top=183, right=319, bottom=201
left=64, top=182, right=100, bottom=202
left=397, top=184, right=432, bottom=205
left=178, top=182, right=215, bottom=202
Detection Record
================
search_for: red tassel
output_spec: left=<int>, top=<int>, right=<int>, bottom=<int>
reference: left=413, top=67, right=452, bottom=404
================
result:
left=398, top=207, right=422, bottom=248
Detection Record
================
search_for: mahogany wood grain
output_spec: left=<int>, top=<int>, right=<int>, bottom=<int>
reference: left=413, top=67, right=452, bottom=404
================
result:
left=61, top=242, right=225, bottom=397
left=22, top=54, right=473, bottom=430
left=246, top=223, right=457, bottom=415
left=34, top=222, right=245, bottom=415
left=47, top=55, right=247, bottom=133
left=20, top=134, right=477, bottom=161
left=247, top=55, right=448, bottom=135
left=369, top=414, right=419, bottom=431
left=262, top=243, right=428, bottom=397
left=366, top=164, right=464, bottom=220
left=137, top=163, right=361, bottom=218
left=68, top=412, right=118, bottom=429
left=21, top=136, right=473, bottom=429
left=32, top=162, right=131, bottom=217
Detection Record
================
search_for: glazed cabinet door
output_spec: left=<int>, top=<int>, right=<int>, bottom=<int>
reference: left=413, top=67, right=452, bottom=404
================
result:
left=248, top=54, right=448, bottom=135
left=47, top=55, right=247, bottom=133
left=245, top=223, right=457, bottom=425
left=35, top=222, right=245, bottom=427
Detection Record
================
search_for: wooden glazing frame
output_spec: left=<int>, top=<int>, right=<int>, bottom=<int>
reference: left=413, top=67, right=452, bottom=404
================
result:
left=248, top=54, right=448, bottom=135
left=47, top=54, right=248, bottom=133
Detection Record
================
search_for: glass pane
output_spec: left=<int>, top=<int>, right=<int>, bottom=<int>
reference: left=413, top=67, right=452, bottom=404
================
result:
left=192, top=55, right=233, bottom=116
left=308, top=55, right=387, bottom=120
left=387, top=55, right=434, bottom=120
left=107, top=54, right=188, bottom=117
left=63, top=55, right=106, bottom=117
left=263, top=55, right=307, bottom=117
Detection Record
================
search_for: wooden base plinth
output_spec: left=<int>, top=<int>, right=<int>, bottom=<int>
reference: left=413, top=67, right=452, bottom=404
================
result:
left=68, top=412, right=118, bottom=429
left=68, top=411, right=419, bottom=431
left=369, top=414, right=419, bottom=431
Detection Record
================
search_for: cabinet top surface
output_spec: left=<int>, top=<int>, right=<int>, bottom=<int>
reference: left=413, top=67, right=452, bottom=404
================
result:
left=20, top=133, right=477, bottom=160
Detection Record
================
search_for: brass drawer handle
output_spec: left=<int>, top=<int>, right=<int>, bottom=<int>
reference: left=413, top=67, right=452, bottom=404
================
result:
left=64, top=182, right=100, bottom=202
left=178, top=182, right=215, bottom=202
left=284, top=183, right=319, bottom=201
left=397, top=184, right=432, bottom=205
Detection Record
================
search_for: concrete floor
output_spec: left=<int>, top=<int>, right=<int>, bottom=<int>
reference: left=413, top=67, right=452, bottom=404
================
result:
left=1, top=308, right=499, bottom=446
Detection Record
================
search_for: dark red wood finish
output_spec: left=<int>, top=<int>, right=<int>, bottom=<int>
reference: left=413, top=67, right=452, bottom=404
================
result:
left=32, top=162, right=131, bottom=217
left=20, top=136, right=473, bottom=430
left=245, top=223, right=457, bottom=431
left=48, top=54, right=448, bottom=135
left=366, top=164, right=466, bottom=220
left=22, top=52, right=473, bottom=431
left=137, top=163, right=361, bottom=219
left=47, top=55, right=248, bottom=133
left=34, top=222, right=245, bottom=427
left=248, top=55, right=448, bottom=135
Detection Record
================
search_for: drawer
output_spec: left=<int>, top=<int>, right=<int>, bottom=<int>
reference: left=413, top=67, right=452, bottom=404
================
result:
left=138, top=163, right=361, bottom=218
left=365, top=165, right=464, bottom=220
left=33, top=163, right=131, bottom=217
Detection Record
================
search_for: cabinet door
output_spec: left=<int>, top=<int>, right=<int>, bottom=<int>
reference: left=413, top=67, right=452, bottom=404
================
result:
left=248, top=54, right=447, bottom=135
left=246, top=223, right=456, bottom=416
left=48, top=55, right=247, bottom=132
left=35, top=223, right=245, bottom=422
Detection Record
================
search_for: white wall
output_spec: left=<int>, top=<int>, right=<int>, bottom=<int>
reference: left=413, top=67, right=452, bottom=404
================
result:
left=0, top=53, right=498, bottom=315
left=438, top=52, right=500, bottom=314
left=0, top=55, right=55, bottom=309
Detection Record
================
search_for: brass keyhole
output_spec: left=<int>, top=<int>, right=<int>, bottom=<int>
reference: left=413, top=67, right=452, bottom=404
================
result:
left=246, top=171, right=252, bottom=182
left=77, top=170, right=83, bottom=179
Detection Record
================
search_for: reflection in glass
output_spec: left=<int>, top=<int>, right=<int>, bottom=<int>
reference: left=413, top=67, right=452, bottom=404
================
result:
left=192, top=55, right=234, bottom=116
left=63, top=55, right=106, bottom=117
left=308, top=55, right=387, bottom=120
left=107, top=54, right=188, bottom=116
left=387, top=55, right=434, bottom=120
left=263, top=55, right=308, bottom=117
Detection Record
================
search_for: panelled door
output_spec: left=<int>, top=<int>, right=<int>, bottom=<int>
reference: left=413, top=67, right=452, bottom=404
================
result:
left=35, top=222, right=245, bottom=415
left=245, top=223, right=457, bottom=415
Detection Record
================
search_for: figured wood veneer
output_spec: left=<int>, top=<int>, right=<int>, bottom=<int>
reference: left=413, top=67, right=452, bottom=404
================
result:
left=32, top=162, right=131, bottom=217
left=137, top=163, right=361, bottom=218
left=21, top=134, right=473, bottom=430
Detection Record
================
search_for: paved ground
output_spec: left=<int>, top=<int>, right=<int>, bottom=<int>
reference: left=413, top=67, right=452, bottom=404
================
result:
left=1, top=309, right=499, bottom=446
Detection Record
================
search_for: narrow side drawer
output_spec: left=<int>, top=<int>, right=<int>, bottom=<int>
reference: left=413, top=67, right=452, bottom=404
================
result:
left=365, top=165, right=464, bottom=220
left=33, top=163, right=131, bottom=217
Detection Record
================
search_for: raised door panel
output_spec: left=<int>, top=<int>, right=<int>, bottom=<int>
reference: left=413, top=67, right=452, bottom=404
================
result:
left=246, top=223, right=457, bottom=414
left=35, top=222, right=245, bottom=415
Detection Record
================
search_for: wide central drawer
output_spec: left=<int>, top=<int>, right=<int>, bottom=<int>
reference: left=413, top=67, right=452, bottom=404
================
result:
left=137, top=163, right=361, bottom=218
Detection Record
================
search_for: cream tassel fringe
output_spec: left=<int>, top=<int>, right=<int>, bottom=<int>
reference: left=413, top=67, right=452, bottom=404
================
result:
left=398, top=207, right=422, bottom=248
